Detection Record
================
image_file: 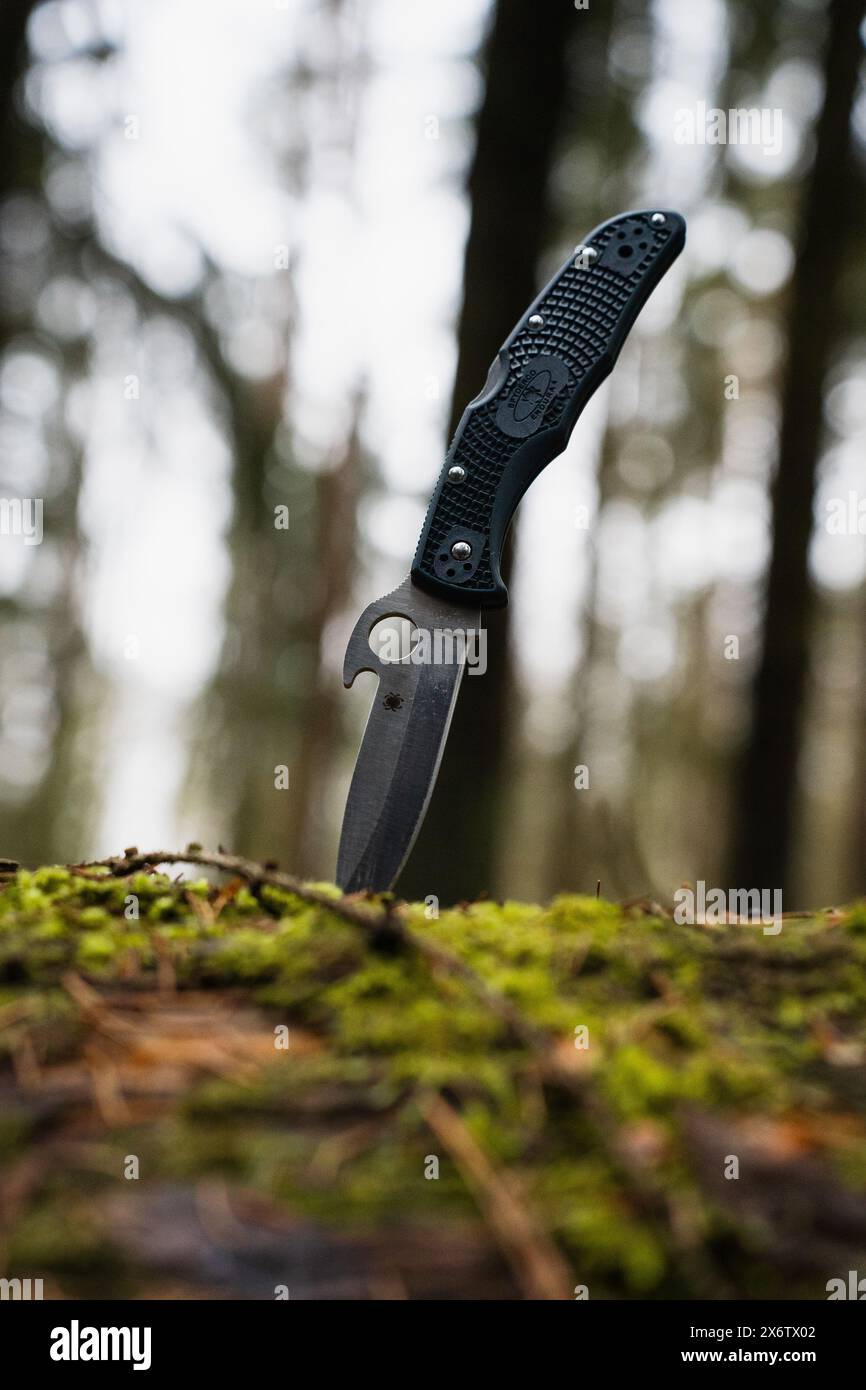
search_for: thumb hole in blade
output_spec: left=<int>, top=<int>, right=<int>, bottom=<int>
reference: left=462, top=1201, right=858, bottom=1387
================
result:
left=368, top=615, right=422, bottom=664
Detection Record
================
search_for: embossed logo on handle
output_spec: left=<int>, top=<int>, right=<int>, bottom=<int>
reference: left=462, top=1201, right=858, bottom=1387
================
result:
left=495, top=354, right=569, bottom=439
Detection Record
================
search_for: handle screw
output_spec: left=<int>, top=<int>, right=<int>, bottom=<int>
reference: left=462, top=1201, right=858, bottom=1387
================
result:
left=528, top=313, right=544, bottom=328
left=447, top=465, right=466, bottom=482
left=451, top=540, right=472, bottom=561
left=651, top=212, right=666, bottom=225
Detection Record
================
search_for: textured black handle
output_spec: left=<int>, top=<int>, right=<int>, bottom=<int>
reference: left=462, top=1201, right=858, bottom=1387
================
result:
left=411, top=209, right=686, bottom=607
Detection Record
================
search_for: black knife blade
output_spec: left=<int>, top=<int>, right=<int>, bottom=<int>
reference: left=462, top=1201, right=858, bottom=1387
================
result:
left=337, top=208, right=686, bottom=893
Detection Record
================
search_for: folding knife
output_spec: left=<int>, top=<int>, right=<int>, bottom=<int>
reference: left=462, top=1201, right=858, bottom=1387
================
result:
left=337, top=208, right=686, bottom=894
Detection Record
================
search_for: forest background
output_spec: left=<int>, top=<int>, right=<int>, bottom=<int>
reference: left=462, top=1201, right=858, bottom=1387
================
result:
left=1, top=0, right=865, bottom=910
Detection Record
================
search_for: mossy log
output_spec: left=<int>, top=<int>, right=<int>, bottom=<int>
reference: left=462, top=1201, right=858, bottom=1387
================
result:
left=1, top=854, right=865, bottom=1300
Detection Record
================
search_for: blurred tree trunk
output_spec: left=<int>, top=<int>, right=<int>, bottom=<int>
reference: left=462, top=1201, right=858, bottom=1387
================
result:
left=185, top=0, right=367, bottom=872
left=0, top=0, right=102, bottom=865
left=0, top=0, right=34, bottom=196
left=285, top=396, right=363, bottom=874
left=541, top=0, right=652, bottom=899
left=186, top=360, right=292, bottom=856
left=731, top=0, right=864, bottom=898
left=849, top=602, right=866, bottom=897
left=401, top=0, right=572, bottom=903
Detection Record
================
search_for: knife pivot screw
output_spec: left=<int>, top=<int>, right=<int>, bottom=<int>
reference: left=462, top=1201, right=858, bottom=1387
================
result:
left=450, top=540, right=472, bottom=561
left=651, top=212, right=666, bottom=225
left=528, top=313, right=544, bottom=328
left=447, top=465, right=466, bottom=483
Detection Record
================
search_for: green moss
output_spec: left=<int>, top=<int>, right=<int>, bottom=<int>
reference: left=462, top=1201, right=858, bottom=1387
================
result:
left=843, top=902, right=866, bottom=934
left=8, top=1197, right=126, bottom=1288
left=1, top=863, right=865, bottom=1297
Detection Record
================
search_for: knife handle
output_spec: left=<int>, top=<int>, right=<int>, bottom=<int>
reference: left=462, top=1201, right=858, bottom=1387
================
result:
left=411, top=209, right=685, bottom=607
